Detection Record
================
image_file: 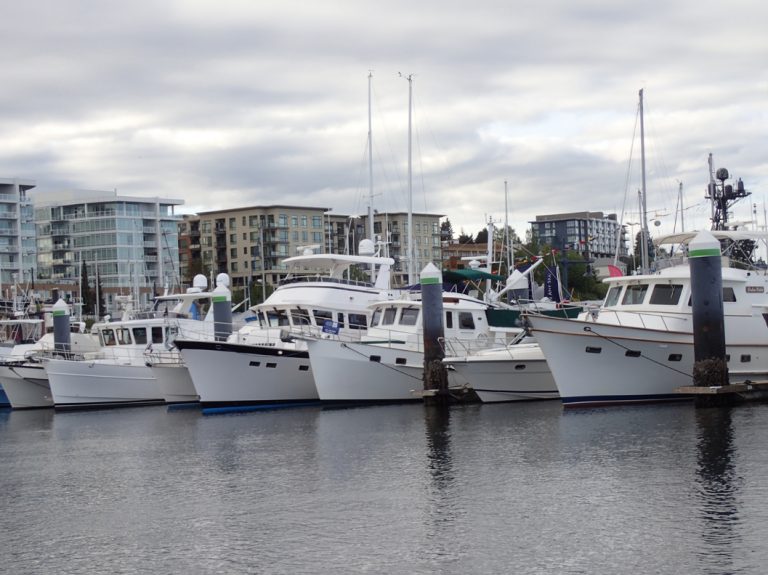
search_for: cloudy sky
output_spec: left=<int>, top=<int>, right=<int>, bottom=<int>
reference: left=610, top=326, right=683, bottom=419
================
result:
left=3, top=0, right=767, bottom=240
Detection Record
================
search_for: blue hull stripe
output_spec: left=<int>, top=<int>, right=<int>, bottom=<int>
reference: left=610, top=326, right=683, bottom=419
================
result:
left=561, top=393, right=692, bottom=407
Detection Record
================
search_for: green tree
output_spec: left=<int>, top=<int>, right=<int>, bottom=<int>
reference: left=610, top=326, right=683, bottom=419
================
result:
left=440, top=219, right=454, bottom=242
left=80, top=260, right=94, bottom=313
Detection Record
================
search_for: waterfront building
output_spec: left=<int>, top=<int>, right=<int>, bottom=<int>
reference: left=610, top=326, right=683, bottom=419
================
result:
left=179, top=205, right=343, bottom=291
left=531, top=211, right=628, bottom=260
left=0, top=179, right=36, bottom=298
left=358, top=211, right=444, bottom=285
left=32, top=190, right=183, bottom=314
left=179, top=206, right=444, bottom=290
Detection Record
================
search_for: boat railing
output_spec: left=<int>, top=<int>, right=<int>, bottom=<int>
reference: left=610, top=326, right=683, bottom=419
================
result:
left=279, top=275, right=375, bottom=289
left=144, top=349, right=184, bottom=366
left=587, top=309, right=690, bottom=331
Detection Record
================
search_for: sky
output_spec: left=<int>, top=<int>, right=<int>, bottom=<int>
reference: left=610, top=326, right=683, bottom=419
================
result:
left=2, top=0, right=767, bottom=243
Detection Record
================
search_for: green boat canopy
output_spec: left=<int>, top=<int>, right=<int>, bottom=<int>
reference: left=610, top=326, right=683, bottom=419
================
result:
left=442, top=269, right=506, bottom=283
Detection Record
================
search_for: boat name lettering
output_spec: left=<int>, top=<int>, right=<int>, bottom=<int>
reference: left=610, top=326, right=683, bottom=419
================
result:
left=746, top=286, right=764, bottom=293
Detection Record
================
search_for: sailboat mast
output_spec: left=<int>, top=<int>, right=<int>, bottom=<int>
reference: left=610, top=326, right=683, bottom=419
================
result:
left=639, top=88, right=650, bottom=273
left=504, top=180, right=511, bottom=273
left=406, top=74, right=415, bottom=285
left=367, top=71, right=376, bottom=282
left=678, top=181, right=685, bottom=233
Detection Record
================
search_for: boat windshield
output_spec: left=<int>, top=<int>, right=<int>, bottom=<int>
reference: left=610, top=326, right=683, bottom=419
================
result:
left=604, top=286, right=622, bottom=307
left=622, top=284, right=648, bottom=305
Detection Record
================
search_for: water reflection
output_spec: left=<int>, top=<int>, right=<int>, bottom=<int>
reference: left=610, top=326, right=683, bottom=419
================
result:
left=695, top=406, right=741, bottom=573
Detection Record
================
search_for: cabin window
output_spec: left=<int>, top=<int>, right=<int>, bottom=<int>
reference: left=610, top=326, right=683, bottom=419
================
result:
left=166, top=326, right=178, bottom=343
left=101, top=329, right=116, bottom=346
left=348, top=314, right=367, bottom=330
left=266, top=310, right=290, bottom=327
left=625, top=350, right=641, bottom=357
left=649, top=284, right=684, bottom=305
left=400, top=307, right=419, bottom=326
left=604, top=286, right=622, bottom=307
left=382, top=307, right=397, bottom=326
left=313, top=309, right=332, bottom=326
left=445, top=311, right=453, bottom=329
left=371, top=309, right=382, bottom=327
left=668, top=354, right=682, bottom=362
left=133, top=327, right=148, bottom=345
left=152, top=326, right=164, bottom=343
left=585, top=346, right=602, bottom=354
left=622, top=284, right=648, bottom=305
left=688, top=287, right=738, bottom=306
left=291, top=309, right=312, bottom=326
left=741, top=354, right=751, bottom=363
left=458, top=312, right=475, bottom=330
left=116, top=328, right=132, bottom=345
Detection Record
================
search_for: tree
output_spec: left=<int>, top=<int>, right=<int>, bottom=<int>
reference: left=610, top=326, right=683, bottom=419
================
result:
left=474, top=228, right=489, bottom=245
left=95, top=270, right=106, bottom=318
left=457, top=229, right=473, bottom=244
left=440, top=219, right=454, bottom=242
left=80, top=260, right=94, bottom=313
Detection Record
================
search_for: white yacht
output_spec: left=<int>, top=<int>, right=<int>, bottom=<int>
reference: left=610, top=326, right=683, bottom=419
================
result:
left=527, top=229, right=768, bottom=407
left=0, top=321, right=100, bottom=409
left=175, top=243, right=399, bottom=408
left=442, top=331, right=559, bottom=403
left=43, top=285, right=217, bottom=409
left=303, top=291, right=521, bottom=402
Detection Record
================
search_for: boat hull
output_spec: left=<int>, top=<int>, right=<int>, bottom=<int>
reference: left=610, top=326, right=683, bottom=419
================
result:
left=445, top=344, right=559, bottom=403
left=45, top=359, right=163, bottom=408
left=528, top=314, right=768, bottom=407
left=0, top=363, right=52, bottom=408
left=308, top=337, right=465, bottom=402
left=177, top=340, right=317, bottom=406
left=150, top=364, right=199, bottom=404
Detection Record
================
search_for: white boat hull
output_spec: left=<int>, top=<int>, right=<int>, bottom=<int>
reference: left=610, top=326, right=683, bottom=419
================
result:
left=45, top=358, right=163, bottom=408
left=0, top=363, right=52, bottom=409
left=150, top=364, right=199, bottom=404
left=177, top=340, right=317, bottom=406
left=528, top=314, right=768, bottom=407
left=308, top=337, right=467, bottom=402
left=445, top=344, right=559, bottom=403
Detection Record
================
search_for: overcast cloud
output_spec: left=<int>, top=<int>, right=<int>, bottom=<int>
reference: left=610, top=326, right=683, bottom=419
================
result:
left=2, top=0, right=766, bottom=239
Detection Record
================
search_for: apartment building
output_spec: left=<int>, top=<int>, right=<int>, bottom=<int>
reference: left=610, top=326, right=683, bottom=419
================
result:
left=358, top=211, right=444, bottom=285
left=0, top=179, right=36, bottom=297
left=32, top=190, right=183, bottom=312
left=179, top=205, right=342, bottom=289
left=179, top=206, right=444, bottom=289
left=531, top=211, right=627, bottom=259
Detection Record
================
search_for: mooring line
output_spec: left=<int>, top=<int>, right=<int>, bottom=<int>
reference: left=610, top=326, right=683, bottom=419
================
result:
left=341, top=342, right=423, bottom=382
left=582, top=326, right=693, bottom=379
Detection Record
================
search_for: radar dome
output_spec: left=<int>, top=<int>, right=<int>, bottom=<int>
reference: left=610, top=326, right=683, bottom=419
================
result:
left=215, top=273, right=231, bottom=288
left=192, top=274, right=208, bottom=290
left=358, top=239, right=375, bottom=256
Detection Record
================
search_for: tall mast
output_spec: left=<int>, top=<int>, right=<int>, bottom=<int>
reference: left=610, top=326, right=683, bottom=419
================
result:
left=678, top=181, right=685, bottom=233
left=639, top=89, right=649, bottom=273
left=367, top=71, right=376, bottom=282
left=504, top=180, right=511, bottom=273
left=405, top=73, right=415, bottom=285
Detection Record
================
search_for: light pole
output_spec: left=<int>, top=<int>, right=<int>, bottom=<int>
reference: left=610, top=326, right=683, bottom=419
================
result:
left=324, top=210, right=333, bottom=254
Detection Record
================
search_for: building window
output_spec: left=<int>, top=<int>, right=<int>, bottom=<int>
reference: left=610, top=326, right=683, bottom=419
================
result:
left=279, top=214, right=288, bottom=226
left=312, top=215, right=322, bottom=228
left=231, top=261, right=238, bottom=272
left=230, top=234, right=237, bottom=244
left=291, top=215, right=298, bottom=226
left=229, top=217, right=236, bottom=228
left=301, top=216, right=308, bottom=227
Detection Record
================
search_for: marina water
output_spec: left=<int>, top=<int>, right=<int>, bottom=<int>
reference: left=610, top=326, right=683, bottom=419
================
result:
left=2, top=400, right=767, bottom=574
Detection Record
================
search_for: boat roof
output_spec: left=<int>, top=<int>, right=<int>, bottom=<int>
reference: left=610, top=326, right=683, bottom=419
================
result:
left=283, top=253, right=395, bottom=268
left=443, top=269, right=506, bottom=282
left=654, top=229, right=768, bottom=246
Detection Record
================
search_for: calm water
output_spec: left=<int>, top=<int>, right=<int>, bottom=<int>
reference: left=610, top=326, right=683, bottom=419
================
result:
left=2, top=400, right=768, bottom=574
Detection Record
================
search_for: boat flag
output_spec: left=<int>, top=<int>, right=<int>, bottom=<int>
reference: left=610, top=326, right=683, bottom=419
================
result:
left=544, top=267, right=561, bottom=302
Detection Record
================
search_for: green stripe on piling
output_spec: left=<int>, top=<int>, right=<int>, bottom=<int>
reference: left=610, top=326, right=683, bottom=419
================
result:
left=689, top=248, right=721, bottom=258
left=212, top=295, right=229, bottom=303
left=420, top=277, right=441, bottom=285
left=53, top=310, right=67, bottom=316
